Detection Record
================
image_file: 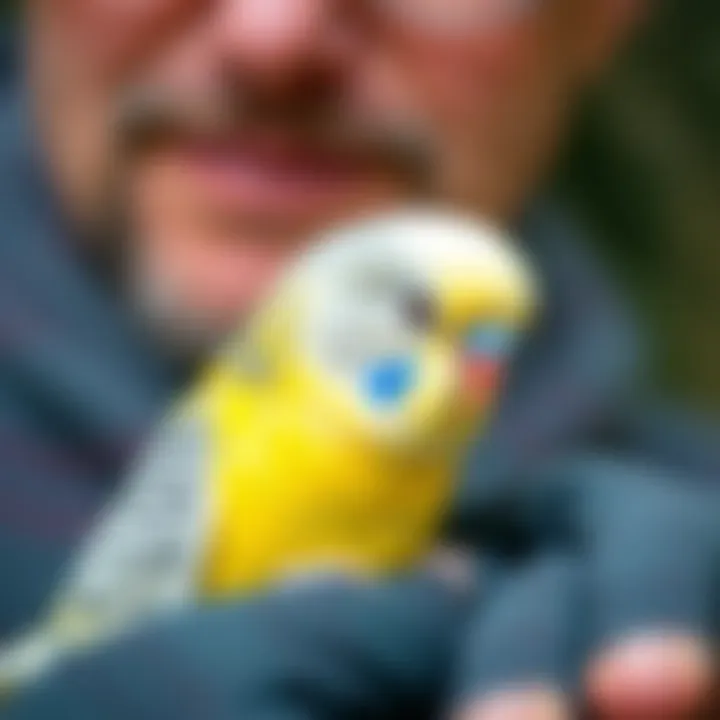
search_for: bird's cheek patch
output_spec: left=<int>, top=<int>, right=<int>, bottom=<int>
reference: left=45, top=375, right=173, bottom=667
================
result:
left=460, top=356, right=504, bottom=404
left=360, top=355, right=418, bottom=410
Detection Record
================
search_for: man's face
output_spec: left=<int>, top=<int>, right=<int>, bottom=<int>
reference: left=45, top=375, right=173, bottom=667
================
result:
left=28, top=0, right=636, bottom=348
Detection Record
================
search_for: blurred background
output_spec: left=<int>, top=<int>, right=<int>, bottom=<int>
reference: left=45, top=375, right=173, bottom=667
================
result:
left=1, top=0, right=718, bottom=408
left=559, top=0, right=719, bottom=410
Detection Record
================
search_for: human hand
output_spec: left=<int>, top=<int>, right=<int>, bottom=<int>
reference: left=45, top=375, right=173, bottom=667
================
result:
left=451, top=456, right=718, bottom=720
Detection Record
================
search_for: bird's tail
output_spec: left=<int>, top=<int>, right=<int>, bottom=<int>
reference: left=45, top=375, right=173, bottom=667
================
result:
left=0, top=626, right=64, bottom=696
left=0, top=608, right=109, bottom=696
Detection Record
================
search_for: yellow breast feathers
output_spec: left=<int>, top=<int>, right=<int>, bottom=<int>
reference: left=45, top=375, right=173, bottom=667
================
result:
left=196, top=209, right=538, bottom=596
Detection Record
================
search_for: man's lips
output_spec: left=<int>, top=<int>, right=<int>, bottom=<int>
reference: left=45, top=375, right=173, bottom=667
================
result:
left=174, top=138, right=395, bottom=215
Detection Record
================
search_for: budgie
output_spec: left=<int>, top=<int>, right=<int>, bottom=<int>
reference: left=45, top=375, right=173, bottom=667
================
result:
left=0, top=208, right=538, bottom=691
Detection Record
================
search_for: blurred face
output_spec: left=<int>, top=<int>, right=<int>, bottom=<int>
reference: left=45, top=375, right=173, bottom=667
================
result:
left=27, top=0, right=639, bottom=350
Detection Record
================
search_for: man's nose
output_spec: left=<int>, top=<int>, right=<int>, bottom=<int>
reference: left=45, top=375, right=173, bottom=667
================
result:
left=215, top=0, right=351, bottom=89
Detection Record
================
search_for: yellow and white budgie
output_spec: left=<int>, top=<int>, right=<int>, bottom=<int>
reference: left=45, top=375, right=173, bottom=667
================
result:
left=0, top=208, right=538, bottom=691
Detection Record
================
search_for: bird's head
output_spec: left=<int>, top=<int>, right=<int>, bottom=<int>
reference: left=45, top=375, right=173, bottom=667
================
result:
left=229, top=209, right=539, bottom=452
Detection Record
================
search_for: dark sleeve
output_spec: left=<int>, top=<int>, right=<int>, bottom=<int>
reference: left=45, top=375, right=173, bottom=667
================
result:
left=605, top=401, right=720, bottom=483
left=2, top=577, right=464, bottom=720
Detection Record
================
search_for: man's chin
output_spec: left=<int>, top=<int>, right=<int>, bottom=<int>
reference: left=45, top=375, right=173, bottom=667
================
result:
left=128, top=241, right=294, bottom=363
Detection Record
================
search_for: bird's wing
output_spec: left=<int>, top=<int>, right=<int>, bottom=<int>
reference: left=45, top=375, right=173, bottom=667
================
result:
left=0, top=407, right=211, bottom=688
left=53, top=406, right=211, bottom=631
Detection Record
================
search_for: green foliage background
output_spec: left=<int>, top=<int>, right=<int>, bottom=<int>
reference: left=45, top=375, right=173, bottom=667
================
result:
left=560, top=0, right=719, bottom=409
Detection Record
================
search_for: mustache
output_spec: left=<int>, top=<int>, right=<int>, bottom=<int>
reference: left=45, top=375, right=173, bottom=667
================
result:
left=115, top=83, right=436, bottom=188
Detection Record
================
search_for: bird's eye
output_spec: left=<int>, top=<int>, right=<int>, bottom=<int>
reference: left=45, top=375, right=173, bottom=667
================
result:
left=403, top=286, right=436, bottom=332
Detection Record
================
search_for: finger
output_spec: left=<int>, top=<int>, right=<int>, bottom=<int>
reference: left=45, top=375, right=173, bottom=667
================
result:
left=581, top=458, right=718, bottom=718
left=450, top=552, right=583, bottom=720
left=454, top=688, right=569, bottom=720
left=587, top=634, right=715, bottom=719
left=180, top=575, right=468, bottom=718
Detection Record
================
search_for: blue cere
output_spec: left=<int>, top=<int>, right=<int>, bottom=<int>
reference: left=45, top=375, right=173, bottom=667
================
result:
left=362, top=356, right=417, bottom=407
left=465, top=323, right=515, bottom=358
